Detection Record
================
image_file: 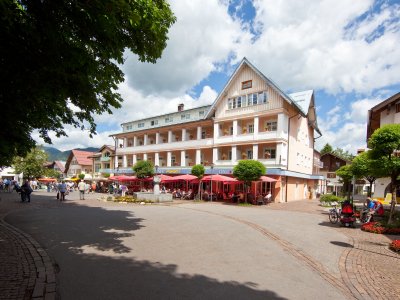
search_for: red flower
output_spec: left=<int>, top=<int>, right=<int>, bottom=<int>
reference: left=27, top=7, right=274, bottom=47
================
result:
left=389, top=240, right=400, bottom=252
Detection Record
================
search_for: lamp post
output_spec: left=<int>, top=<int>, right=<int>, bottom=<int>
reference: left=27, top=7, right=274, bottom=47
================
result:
left=210, top=163, right=214, bottom=202
left=154, top=165, right=160, bottom=195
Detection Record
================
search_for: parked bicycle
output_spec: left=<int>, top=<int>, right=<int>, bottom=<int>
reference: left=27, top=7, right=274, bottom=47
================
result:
left=328, top=203, right=341, bottom=224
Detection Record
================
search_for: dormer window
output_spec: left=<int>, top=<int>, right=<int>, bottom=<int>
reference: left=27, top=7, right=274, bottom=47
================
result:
left=151, top=120, right=158, bottom=126
left=138, top=122, right=144, bottom=128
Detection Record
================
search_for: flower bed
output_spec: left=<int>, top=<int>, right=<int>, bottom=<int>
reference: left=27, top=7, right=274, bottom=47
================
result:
left=361, top=222, right=400, bottom=235
left=389, top=240, right=400, bottom=252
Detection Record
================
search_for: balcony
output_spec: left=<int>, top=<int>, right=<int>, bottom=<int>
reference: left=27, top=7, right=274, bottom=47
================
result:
left=100, top=156, right=111, bottom=162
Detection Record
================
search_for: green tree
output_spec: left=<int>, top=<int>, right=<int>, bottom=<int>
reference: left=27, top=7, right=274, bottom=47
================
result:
left=78, top=173, right=85, bottom=180
left=133, top=160, right=154, bottom=178
left=13, top=148, right=48, bottom=178
left=333, top=148, right=355, bottom=161
left=133, top=160, right=154, bottom=191
left=336, top=165, right=353, bottom=201
left=233, top=160, right=266, bottom=203
left=320, top=143, right=333, bottom=155
left=0, top=0, right=176, bottom=166
left=351, top=151, right=382, bottom=198
left=44, top=168, right=62, bottom=179
left=368, top=124, right=400, bottom=224
left=191, top=164, right=205, bottom=200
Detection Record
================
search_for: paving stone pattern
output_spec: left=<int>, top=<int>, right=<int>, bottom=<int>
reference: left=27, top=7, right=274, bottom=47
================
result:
left=0, top=193, right=57, bottom=300
left=0, top=192, right=399, bottom=300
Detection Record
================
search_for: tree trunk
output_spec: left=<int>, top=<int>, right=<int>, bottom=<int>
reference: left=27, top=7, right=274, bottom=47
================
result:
left=368, top=180, right=373, bottom=198
left=389, top=176, right=397, bottom=225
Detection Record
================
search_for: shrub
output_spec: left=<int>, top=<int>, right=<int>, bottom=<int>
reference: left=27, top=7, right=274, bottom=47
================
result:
left=319, top=194, right=344, bottom=206
left=389, top=240, right=400, bottom=252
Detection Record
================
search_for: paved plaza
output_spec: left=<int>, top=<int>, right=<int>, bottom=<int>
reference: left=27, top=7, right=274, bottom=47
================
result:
left=0, top=190, right=399, bottom=299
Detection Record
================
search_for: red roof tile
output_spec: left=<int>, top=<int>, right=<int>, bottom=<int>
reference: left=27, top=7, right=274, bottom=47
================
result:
left=71, top=150, right=95, bottom=166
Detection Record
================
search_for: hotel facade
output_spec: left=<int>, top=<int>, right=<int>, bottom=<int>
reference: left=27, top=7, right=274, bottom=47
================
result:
left=108, top=58, right=324, bottom=202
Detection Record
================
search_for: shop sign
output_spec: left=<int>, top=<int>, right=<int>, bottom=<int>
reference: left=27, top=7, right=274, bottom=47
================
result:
left=327, top=172, right=336, bottom=178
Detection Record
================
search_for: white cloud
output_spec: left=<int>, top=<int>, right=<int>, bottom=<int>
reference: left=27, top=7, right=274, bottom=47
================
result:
left=120, top=0, right=250, bottom=96
left=236, top=0, right=400, bottom=94
left=344, top=97, right=383, bottom=122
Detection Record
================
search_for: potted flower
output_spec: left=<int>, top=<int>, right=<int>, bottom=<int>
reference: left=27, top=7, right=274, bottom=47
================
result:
left=264, top=151, right=271, bottom=159
left=241, top=152, right=247, bottom=159
left=222, top=153, right=227, bottom=160
left=242, top=127, right=247, bottom=134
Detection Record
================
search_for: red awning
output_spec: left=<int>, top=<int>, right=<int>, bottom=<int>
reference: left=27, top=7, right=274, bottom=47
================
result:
left=259, top=176, right=277, bottom=182
left=201, top=174, right=240, bottom=183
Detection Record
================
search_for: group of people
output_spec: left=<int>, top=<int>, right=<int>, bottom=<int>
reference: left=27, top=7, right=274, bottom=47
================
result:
left=362, top=197, right=384, bottom=223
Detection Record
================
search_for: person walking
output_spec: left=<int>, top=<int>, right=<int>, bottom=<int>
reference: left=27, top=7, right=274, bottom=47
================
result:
left=21, top=179, right=33, bottom=202
left=78, top=180, right=86, bottom=200
left=58, top=181, right=67, bottom=201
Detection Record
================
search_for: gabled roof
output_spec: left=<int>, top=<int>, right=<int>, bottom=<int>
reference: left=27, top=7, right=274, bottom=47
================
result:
left=54, top=161, right=65, bottom=173
left=289, top=90, right=321, bottom=135
left=205, top=57, right=306, bottom=119
left=64, top=149, right=96, bottom=173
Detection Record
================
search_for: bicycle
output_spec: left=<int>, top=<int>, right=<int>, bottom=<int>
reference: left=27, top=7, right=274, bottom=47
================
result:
left=328, top=203, right=341, bottom=224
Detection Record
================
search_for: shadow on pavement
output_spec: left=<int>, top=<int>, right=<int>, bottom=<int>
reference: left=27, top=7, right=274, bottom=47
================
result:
left=5, top=193, right=288, bottom=300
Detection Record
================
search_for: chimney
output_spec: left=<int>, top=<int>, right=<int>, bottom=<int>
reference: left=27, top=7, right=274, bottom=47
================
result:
left=178, top=103, right=184, bottom=112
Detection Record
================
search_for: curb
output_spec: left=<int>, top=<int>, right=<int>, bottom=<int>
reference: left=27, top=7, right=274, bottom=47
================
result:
left=0, top=218, right=57, bottom=299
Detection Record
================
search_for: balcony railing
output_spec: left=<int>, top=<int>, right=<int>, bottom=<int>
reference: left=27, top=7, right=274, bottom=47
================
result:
left=100, top=156, right=111, bottom=162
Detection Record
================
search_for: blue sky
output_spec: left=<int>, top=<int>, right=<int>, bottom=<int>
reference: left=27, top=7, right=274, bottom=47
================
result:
left=35, top=0, right=400, bottom=154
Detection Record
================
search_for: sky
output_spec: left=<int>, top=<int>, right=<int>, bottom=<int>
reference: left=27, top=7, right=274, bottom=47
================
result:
left=34, top=0, right=400, bottom=154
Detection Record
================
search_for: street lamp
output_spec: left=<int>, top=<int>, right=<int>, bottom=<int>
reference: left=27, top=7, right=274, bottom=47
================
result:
left=210, top=163, right=214, bottom=202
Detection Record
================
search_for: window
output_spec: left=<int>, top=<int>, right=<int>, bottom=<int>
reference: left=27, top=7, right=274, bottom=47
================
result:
left=259, top=91, right=268, bottom=104
left=201, top=131, right=206, bottom=139
left=229, top=127, right=234, bottom=135
left=264, top=148, right=276, bottom=159
left=237, top=96, right=242, bottom=108
left=248, top=124, right=254, bottom=133
left=199, top=111, right=204, bottom=117
left=151, top=120, right=158, bottom=126
left=228, top=99, right=233, bottom=110
left=165, top=116, right=173, bottom=123
left=265, top=121, right=277, bottom=131
left=228, top=151, right=232, bottom=160
left=242, top=80, right=252, bottom=89
left=396, top=103, right=400, bottom=113
left=126, top=124, right=132, bottom=130
left=247, top=150, right=253, bottom=159
left=138, top=122, right=144, bottom=128
left=171, top=156, right=176, bottom=165
left=181, top=114, right=190, bottom=120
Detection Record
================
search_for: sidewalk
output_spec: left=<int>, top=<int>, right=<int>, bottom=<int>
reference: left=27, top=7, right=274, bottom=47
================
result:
left=0, top=192, right=57, bottom=300
left=1, top=192, right=399, bottom=299
left=267, top=199, right=400, bottom=300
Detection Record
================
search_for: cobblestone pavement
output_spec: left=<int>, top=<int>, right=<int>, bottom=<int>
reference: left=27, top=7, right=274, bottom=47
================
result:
left=267, top=200, right=400, bottom=300
left=0, top=192, right=57, bottom=300
left=1, top=192, right=399, bottom=300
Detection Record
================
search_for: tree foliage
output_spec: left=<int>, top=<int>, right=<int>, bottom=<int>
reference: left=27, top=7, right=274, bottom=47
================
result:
left=320, top=143, right=333, bottom=155
left=13, top=147, right=48, bottom=178
left=332, top=148, right=355, bottom=161
left=233, top=160, right=266, bottom=203
left=350, top=151, right=381, bottom=197
left=191, top=164, right=205, bottom=179
left=335, top=165, right=353, bottom=200
left=191, top=164, right=205, bottom=200
left=133, top=160, right=154, bottom=179
left=0, top=0, right=176, bottom=166
left=368, top=124, right=400, bottom=224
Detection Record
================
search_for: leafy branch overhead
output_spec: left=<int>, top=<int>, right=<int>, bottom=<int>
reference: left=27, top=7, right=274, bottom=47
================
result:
left=0, top=0, right=176, bottom=166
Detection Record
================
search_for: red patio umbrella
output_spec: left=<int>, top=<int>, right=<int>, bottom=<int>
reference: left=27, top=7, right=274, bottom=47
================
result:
left=259, top=176, right=277, bottom=182
left=201, top=174, right=240, bottom=183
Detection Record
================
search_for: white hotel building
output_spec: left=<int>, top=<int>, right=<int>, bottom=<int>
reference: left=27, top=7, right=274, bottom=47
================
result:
left=109, top=58, right=324, bottom=202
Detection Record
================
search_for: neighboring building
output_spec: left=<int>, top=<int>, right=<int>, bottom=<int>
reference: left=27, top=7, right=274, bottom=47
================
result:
left=64, top=150, right=96, bottom=178
left=88, top=145, right=116, bottom=178
left=0, top=167, right=23, bottom=183
left=110, top=58, right=324, bottom=202
left=44, top=161, right=65, bottom=174
left=319, top=153, right=350, bottom=195
left=366, top=92, right=400, bottom=201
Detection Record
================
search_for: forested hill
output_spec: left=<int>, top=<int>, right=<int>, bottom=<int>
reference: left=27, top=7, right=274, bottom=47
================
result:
left=41, top=146, right=99, bottom=161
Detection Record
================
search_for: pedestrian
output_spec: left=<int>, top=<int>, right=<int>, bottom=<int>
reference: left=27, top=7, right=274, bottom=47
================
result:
left=78, top=180, right=86, bottom=200
left=21, top=179, right=33, bottom=202
left=58, top=181, right=67, bottom=201
left=120, top=184, right=127, bottom=197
